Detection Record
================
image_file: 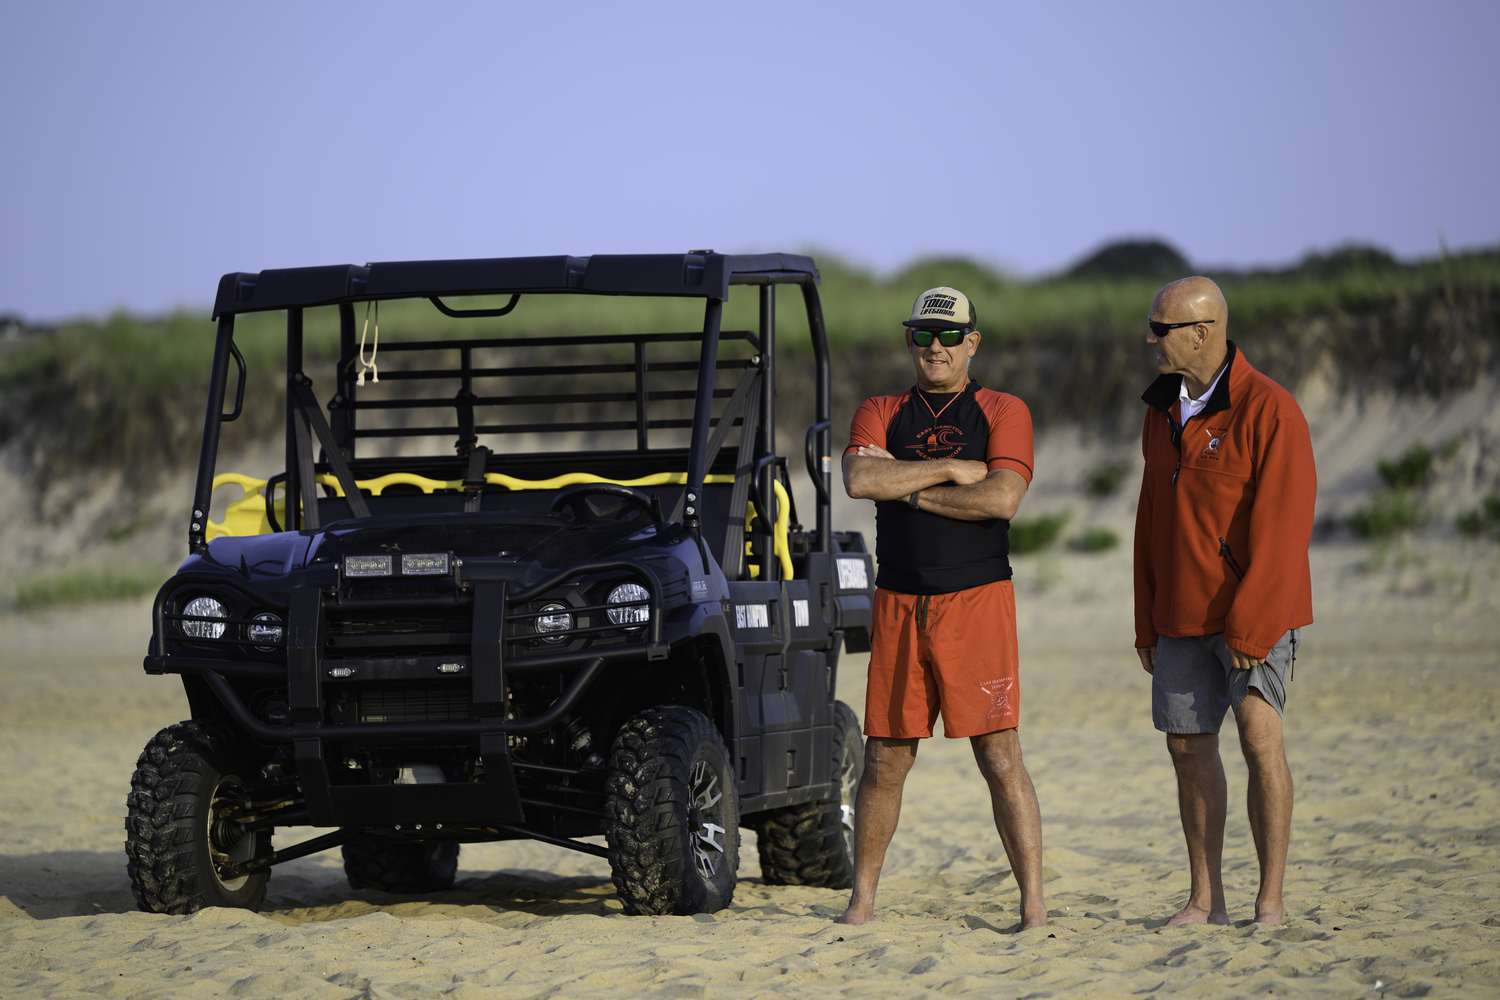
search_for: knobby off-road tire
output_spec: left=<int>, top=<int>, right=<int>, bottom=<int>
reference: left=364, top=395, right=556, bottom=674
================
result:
left=342, top=840, right=459, bottom=894
left=605, top=705, right=740, bottom=915
left=125, top=721, right=270, bottom=914
left=754, top=700, right=863, bottom=888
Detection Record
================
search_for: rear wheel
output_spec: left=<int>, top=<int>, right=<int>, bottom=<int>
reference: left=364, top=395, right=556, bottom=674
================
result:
left=125, top=722, right=271, bottom=914
left=605, top=705, right=739, bottom=915
left=754, top=700, right=863, bottom=887
left=342, top=840, right=459, bottom=894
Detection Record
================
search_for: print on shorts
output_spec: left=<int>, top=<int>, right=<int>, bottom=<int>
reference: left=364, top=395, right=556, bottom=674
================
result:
left=979, top=677, right=1015, bottom=723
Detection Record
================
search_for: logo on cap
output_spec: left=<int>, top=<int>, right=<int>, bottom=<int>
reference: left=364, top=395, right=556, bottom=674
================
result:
left=919, top=294, right=958, bottom=317
left=904, top=286, right=976, bottom=330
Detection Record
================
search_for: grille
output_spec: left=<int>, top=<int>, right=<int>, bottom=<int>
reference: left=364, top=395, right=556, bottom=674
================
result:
left=328, top=610, right=473, bottom=636
left=357, top=687, right=472, bottom=723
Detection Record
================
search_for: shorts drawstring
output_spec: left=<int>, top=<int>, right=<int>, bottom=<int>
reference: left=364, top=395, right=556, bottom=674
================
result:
left=915, top=594, right=931, bottom=633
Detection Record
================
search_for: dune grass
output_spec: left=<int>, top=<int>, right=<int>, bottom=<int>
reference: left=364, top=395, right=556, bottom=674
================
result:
left=2, top=245, right=1495, bottom=489
left=6, top=246, right=1496, bottom=399
left=13, top=566, right=169, bottom=610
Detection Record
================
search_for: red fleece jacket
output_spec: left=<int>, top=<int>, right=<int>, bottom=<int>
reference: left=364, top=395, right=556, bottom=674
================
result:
left=1133, top=344, right=1316, bottom=658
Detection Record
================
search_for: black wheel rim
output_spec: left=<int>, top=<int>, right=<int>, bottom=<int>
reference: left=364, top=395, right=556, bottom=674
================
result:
left=688, top=758, right=727, bottom=879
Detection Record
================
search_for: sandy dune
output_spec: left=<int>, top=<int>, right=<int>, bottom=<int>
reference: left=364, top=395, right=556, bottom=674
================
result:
left=3, top=541, right=1498, bottom=998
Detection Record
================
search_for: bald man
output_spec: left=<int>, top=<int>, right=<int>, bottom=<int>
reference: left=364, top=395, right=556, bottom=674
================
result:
left=1134, top=277, right=1316, bottom=926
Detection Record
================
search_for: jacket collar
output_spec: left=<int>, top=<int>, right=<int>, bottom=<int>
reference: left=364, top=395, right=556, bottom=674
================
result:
left=1142, top=341, right=1239, bottom=417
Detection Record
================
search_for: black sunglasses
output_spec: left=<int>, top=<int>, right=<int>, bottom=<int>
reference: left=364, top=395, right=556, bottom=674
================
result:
left=909, top=328, right=971, bottom=347
left=1148, top=318, right=1215, bottom=338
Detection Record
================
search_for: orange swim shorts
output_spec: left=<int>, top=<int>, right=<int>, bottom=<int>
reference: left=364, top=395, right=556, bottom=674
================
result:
left=864, top=579, right=1021, bottom=739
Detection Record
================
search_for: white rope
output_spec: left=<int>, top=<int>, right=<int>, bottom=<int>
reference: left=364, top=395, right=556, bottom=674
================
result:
left=355, top=300, right=380, bottom=385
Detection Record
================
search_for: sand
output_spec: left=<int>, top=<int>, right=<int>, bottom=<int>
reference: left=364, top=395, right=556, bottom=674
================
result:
left=3, top=537, right=1499, bottom=999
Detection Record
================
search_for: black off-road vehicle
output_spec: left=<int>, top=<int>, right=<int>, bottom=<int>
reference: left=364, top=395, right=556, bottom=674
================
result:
left=127, top=253, right=876, bottom=916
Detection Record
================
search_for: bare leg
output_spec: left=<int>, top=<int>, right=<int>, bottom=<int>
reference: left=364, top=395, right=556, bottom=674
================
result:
left=971, top=729, right=1047, bottom=929
left=836, top=737, right=919, bottom=925
left=1165, top=732, right=1230, bottom=925
left=1234, top=690, right=1293, bottom=924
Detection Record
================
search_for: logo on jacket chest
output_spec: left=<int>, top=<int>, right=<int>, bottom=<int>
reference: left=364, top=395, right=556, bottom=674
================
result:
left=1200, top=425, right=1228, bottom=460
left=903, top=422, right=968, bottom=460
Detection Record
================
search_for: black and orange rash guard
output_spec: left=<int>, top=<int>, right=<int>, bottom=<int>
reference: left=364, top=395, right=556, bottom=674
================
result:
left=846, top=382, right=1034, bottom=595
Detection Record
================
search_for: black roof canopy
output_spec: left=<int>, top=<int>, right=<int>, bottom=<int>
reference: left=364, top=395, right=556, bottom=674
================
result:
left=212, top=252, right=821, bottom=319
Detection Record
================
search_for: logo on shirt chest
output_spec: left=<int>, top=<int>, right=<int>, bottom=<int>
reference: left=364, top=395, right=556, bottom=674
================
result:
left=1200, top=425, right=1228, bottom=460
left=904, top=423, right=967, bottom=460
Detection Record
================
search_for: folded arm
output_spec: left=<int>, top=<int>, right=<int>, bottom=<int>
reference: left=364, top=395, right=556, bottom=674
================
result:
left=843, top=445, right=1028, bottom=521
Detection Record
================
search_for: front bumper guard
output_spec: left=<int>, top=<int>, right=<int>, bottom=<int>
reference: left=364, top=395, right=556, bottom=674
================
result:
left=144, top=558, right=675, bottom=829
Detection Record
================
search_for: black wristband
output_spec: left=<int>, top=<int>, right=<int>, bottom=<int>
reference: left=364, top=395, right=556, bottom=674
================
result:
left=908, top=489, right=922, bottom=510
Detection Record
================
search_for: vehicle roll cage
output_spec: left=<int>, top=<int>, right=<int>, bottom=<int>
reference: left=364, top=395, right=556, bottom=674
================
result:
left=191, top=253, right=834, bottom=571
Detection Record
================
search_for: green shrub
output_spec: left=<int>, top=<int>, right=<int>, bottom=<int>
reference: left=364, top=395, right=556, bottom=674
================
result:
left=1456, top=494, right=1500, bottom=539
left=1347, top=491, right=1428, bottom=539
left=1069, top=527, right=1121, bottom=552
left=1084, top=462, right=1129, bottom=498
left=1377, top=443, right=1434, bottom=491
left=1009, top=514, right=1068, bottom=554
left=14, top=567, right=166, bottom=610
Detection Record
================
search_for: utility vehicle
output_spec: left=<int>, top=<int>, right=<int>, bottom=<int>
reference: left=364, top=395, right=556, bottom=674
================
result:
left=127, top=252, right=875, bottom=915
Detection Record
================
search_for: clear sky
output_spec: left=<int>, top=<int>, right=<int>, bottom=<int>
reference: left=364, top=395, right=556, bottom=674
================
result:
left=2, top=1, right=1497, bottom=320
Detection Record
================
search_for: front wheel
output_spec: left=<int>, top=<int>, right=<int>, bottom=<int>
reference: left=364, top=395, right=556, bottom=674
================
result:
left=605, top=705, right=739, bottom=915
left=125, top=722, right=271, bottom=914
left=754, top=700, right=864, bottom=887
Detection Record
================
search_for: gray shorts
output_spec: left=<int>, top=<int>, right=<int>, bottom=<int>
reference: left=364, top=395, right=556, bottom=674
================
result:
left=1151, top=629, right=1300, bottom=734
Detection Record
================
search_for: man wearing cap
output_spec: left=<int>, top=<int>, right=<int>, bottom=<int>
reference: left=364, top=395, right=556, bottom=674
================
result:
left=836, top=286, right=1046, bottom=929
left=1135, top=276, right=1316, bottom=926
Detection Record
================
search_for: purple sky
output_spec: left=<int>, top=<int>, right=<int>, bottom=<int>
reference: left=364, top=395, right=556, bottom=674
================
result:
left=3, top=1, right=1497, bottom=320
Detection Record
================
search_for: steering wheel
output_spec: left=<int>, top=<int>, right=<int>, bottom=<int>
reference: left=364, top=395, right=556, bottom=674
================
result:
left=549, top=483, right=658, bottom=522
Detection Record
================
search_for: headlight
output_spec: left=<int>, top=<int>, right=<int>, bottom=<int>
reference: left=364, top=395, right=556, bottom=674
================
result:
left=248, top=612, right=283, bottom=651
left=401, top=552, right=450, bottom=576
left=535, top=603, right=573, bottom=641
left=182, top=596, right=227, bottom=639
left=607, top=582, right=650, bottom=629
left=344, top=555, right=392, bottom=577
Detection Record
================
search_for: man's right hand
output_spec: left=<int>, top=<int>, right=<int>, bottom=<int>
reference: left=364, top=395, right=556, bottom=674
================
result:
left=947, top=459, right=990, bottom=486
left=1137, top=646, right=1155, bottom=674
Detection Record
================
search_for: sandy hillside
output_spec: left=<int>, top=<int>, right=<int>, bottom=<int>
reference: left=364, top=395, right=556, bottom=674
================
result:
left=2, top=532, right=1497, bottom=999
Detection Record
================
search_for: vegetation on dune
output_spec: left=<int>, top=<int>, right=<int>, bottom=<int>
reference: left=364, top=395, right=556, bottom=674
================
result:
left=2, top=241, right=1497, bottom=488
left=1377, top=442, right=1437, bottom=491
left=14, top=566, right=168, bottom=610
left=1084, top=461, right=1130, bottom=498
left=1009, top=514, right=1069, bottom=555
left=1347, top=490, right=1430, bottom=540
left=1069, top=527, right=1121, bottom=553
left=1346, top=440, right=1471, bottom=541
left=6, top=240, right=1497, bottom=387
left=1455, top=495, right=1500, bottom=541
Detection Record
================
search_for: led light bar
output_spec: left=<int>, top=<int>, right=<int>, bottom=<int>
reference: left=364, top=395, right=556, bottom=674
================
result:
left=401, top=552, right=450, bottom=576
left=344, top=555, right=393, bottom=577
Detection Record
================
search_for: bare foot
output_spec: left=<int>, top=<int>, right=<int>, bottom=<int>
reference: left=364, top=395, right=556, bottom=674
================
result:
left=1165, top=903, right=1231, bottom=926
left=1019, top=913, right=1048, bottom=931
left=835, top=905, right=873, bottom=925
left=1253, top=903, right=1284, bottom=925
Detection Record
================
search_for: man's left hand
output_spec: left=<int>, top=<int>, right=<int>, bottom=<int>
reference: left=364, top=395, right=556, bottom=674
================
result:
left=1229, top=648, right=1266, bottom=671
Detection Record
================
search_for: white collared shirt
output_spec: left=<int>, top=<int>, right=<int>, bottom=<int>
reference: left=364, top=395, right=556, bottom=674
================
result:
left=1178, top=363, right=1228, bottom=425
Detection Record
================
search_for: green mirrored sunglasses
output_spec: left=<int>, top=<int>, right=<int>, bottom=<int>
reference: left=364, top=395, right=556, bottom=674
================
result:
left=909, top=328, right=970, bottom=347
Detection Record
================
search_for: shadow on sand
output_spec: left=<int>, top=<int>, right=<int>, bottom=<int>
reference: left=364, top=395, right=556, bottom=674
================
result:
left=0, top=850, right=623, bottom=925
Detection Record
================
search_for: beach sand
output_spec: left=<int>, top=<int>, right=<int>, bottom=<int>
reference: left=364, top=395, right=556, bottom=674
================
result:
left=2, top=540, right=1498, bottom=999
